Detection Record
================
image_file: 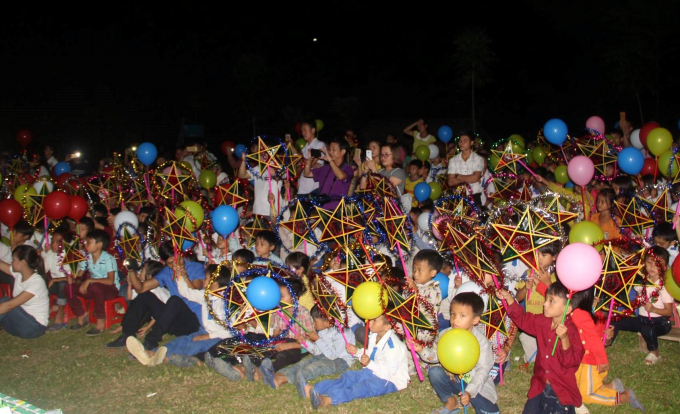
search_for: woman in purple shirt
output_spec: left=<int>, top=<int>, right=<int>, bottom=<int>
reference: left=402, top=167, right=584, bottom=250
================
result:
left=303, top=138, right=354, bottom=210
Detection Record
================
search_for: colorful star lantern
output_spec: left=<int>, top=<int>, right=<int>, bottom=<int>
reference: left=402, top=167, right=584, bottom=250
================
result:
left=276, top=143, right=304, bottom=179
left=640, top=189, right=675, bottom=223
left=594, top=245, right=644, bottom=316
left=442, top=226, right=499, bottom=283
left=613, top=199, right=654, bottom=236
left=577, top=140, right=617, bottom=176
left=356, top=174, right=398, bottom=199
left=542, top=194, right=578, bottom=226
left=154, top=162, right=194, bottom=201
left=490, top=142, right=527, bottom=175
left=87, top=174, right=122, bottom=210
left=246, top=137, right=282, bottom=176
left=311, top=275, right=348, bottom=326
left=194, top=151, right=218, bottom=172
left=323, top=249, right=376, bottom=301
left=385, top=285, right=437, bottom=346
left=59, top=238, right=87, bottom=275
left=241, top=215, right=271, bottom=249
left=538, top=135, right=576, bottom=163
left=215, top=340, right=276, bottom=362
left=435, top=196, right=478, bottom=224
left=517, top=182, right=533, bottom=202
left=23, top=191, right=46, bottom=228
left=487, top=176, right=519, bottom=202
left=313, top=199, right=365, bottom=245
left=161, top=207, right=196, bottom=252
left=214, top=180, right=248, bottom=209
left=118, top=227, right=142, bottom=262
left=123, top=177, right=151, bottom=209
left=480, top=293, right=509, bottom=338
left=377, top=197, right=410, bottom=252
left=279, top=201, right=315, bottom=250
left=491, top=207, right=561, bottom=272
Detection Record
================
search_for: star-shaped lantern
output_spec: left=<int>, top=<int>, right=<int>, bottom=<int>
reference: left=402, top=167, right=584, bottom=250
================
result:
left=490, top=141, right=527, bottom=175
left=59, top=238, right=87, bottom=275
left=279, top=201, right=315, bottom=250
left=118, top=226, right=143, bottom=262
left=385, top=285, right=437, bottom=346
left=594, top=245, right=645, bottom=316
left=613, top=198, right=654, bottom=236
left=214, top=180, right=249, bottom=209
left=241, top=215, right=271, bottom=249
left=311, top=275, right=348, bottom=326
left=276, top=143, right=304, bottom=179
left=154, top=162, right=195, bottom=201
left=577, top=140, right=617, bottom=176
left=313, top=198, right=365, bottom=246
left=161, top=207, right=197, bottom=252
left=480, top=293, right=510, bottom=338
left=640, top=189, right=674, bottom=224
left=246, top=137, right=282, bottom=176
left=323, top=248, right=376, bottom=301
left=377, top=197, right=410, bottom=252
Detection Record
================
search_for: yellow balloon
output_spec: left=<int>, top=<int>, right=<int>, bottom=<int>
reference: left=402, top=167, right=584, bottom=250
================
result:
left=437, top=328, right=480, bottom=374
left=351, top=281, right=387, bottom=320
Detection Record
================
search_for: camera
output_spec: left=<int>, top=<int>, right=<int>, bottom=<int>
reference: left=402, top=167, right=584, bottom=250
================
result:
left=310, top=149, right=323, bottom=158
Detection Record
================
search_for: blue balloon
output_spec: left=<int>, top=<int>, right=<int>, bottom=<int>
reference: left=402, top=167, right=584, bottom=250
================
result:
left=434, top=272, right=450, bottom=299
left=614, top=121, right=620, bottom=130
left=617, top=147, right=644, bottom=175
left=246, top=276, right=282, bottom=311
left=54, top=161, right=71, bottom=177
left=543, top=119, right=568, bottom=146
left=677, top=118, right=680, bottom=130
left=211, top=205, right=239, bottom=236
left=136, top=142, right=158, bottom=166
left=438, top=126, right=453, bottom=143
left=565, top=181, right=574, bottom=189
left=234, top=144, right=248, bottom=159
left=414, top=182, right=431, bottom=202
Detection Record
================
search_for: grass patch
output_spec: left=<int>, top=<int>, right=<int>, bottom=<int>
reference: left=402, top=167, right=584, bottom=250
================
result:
left=1, top=329, right=678, bottom=413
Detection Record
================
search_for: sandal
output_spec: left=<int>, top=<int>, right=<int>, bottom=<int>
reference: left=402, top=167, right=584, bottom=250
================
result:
left=85, top=328, right=103, bottom=336
left=644, top=353, right=659, bottom=365
left=431, top=407, right=460, bottom=414
left=69, top=317, right=90, bottom=331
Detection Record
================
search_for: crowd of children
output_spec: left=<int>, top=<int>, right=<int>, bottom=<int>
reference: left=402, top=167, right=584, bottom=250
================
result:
left=1, top=119, right=679, bottom=414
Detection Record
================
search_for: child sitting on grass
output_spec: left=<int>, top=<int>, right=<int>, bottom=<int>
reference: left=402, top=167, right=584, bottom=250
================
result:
left=417, top=292, right=499, bottom=414
left=261, top=304, right=356, bottom=397
left=652, top=220, right=678, bottom=266
left=607, top=246, right=674, bottom=365
left=302, top=313, right=409, bottom=410
left=42, top=231, right=71, bottom=331
left=497, top=281, right=584, bottom=414
left=407, top=249, right=443, bottom=316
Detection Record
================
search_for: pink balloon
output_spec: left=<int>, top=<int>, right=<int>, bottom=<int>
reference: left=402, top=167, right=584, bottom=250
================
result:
left=556, top=243, right=602, bottom=291
left=567, top=155, right=595, bottom=186
left=586, top=116, right=605, bottom=135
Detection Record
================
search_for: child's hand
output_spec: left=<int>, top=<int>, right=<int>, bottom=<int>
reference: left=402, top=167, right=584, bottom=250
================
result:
left=497, top=345, right=509, bottom=362
left=79, top=280, right=90, bottom=294
left=407, top=338, right=423, bottom=353
left=460, top=391, right=471, bottom=406
left=268, top=192, right=275, bottom=205
left=495, top=288, right=514, bottom=304
left=346, top=344, right=358, bottom=355
left=275, top=342, right=292, bottom=352
left=405, top=276, right=416, bottom=290
left=47, top=279, right=54, bottom=288
left=67, top=275, right=73, bottom=285
left=643, top=302, right=654, bottom=312
left=137, top=325, right=151, bottom=337
left=525, top=277, right=534, bottom=290
left=597, top=363, right=609, bottom=373
left=555, top=323, right=568, bottom=339
left=360, top=354, right=370, bottom=366
left=295, top=334, right=306, bottom=344
left=454, top=275, right=462, bottom=288
left=192, top=334, right=211, bottom=342
left=306, top=331, right=320, bottom=342
left=536, top=267, right=552, bottom=285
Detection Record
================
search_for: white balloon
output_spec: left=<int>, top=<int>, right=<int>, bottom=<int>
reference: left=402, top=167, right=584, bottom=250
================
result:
left=428, top=144, right=440, bottom=159
left=630, top=129, right=643, bottom=149
left=32, top=179, right=54, bottom=194
left=418, top=212, right=430, bottom=232
left=114, top=211, right=139, bottom=232
left=453, top=281, right=489, bottom=309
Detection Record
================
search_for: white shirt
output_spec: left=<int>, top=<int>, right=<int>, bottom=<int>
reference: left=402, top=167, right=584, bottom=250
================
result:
left=41, top=250, right=71, bottom=280
left=12, top=272, right=49, bottom=326
left=246, top=170, right=282, bottom=217
left=355, top=330, right=409, bottom=390
left=177, top=276, right=232, bottom=339
left=448, top=151, right=485, bottom=194
left=298, top=138, right=326, bottom=195
left=46, top=156, right=58, bottom=168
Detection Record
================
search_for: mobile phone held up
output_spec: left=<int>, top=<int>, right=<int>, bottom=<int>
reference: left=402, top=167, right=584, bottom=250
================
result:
left=365, top=150, right=372, bottom=161
left=310, top=149, right=323, bottom=159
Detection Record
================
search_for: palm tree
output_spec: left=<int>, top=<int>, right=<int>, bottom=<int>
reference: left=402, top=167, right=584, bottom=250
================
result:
left=453, top=27, right=496, bottom=133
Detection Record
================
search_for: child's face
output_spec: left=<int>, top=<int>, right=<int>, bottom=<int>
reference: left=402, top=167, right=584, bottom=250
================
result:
left=419, top=166, right=429, bottom=178
left=85, top=238, right=102, bottom=254
left=596, top=194, right=610, bottom=213
left=11, top=255, right=26, bottom=273
left=11, top=231, right=29, bottom=245
left=645, top=255, right=663, bottom=279
left=368, top=315, right=390, bottom=334
left=235, top=263, right=248, bottom=274
left=653, top=236, right=672, bottom=249
left=138, top=212, right=149, bottom=223
left=329, top=255, right=342, bottom=270
left=50, top=234, right=63, bottom=252
left=254, top=238, right=274, bottom=258
left=411, top=260, right=436, bottom=285
left=279, top=285, right=292, bottom=304
left=449, top=302, right=480, bottom=331
left=408, top=165, right=419, bottom=176
left=78, top=224, right=89, bottom=240
left=543, top=294, right=568, bottom=318
left=313, top=317, right=331, bottom=331
left=216, top=235, right=226, bottom=249
left=537, top=251, right=556, bottom=270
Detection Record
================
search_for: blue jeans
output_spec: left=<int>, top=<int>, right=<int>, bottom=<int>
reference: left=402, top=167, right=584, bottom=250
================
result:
left=429, top=366, right=500, bottom=414
left=279, top=354, right=350, bottom=382
left=437, top=313, right=451, bottom=331
left=163, top=329, right=221, bottom=356
left=315, top=369, right=398, bottom=405
left=523, top=384, right=575, bottom=414
left=0, top=297, right=46, bottom=339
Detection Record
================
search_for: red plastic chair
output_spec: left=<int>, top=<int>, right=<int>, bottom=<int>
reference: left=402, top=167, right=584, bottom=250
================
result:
left=0, top=283, right=12, bottom=298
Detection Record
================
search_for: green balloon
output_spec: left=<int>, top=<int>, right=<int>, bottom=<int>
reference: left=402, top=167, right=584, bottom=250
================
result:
left=315, top=119, right=324, bottom=132
left=646, top=127, right=673, bottom=157
left=658, top=150, right=679, bottom=178
left=569, top=221, right=604, bottom=252
left=198, top=170, right=217, bottom=189
left=490, top=154, right=500, bottom=170
left=533, top=147, right=547, bottom=164
left=554, top=165, right=569, bottom=184
left=295, top=139, right=306, bottom=151
left=14, top=184, right=37, bottom=207
left=415, top=145, right=430, bottom=161
left=509, top=134, right=525, bottom=149
left=665, top=269, right=680, bottom=301
left=525, top=150, right=534, bottom=165
left=429, top=182, right=442, bottom=200
left=177, top=200, right=205, bottom=232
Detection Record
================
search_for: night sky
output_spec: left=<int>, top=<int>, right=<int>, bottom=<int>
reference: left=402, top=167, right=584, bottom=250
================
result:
left=2, top=1, right=679, bottom=160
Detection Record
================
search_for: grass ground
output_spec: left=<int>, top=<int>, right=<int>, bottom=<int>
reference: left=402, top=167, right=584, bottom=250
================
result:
left=1, top=328, right=678, bottom=414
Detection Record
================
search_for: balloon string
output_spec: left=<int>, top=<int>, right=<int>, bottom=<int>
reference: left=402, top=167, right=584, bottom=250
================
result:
left=561, top=148, right=569, bottom=164
left=580, top=186, right=587, bottom=220
left=363, top=319, right=369, bottom=356
left=460, top=375, right=468, bottom=414
left=551, top=291, right=572, bottom=356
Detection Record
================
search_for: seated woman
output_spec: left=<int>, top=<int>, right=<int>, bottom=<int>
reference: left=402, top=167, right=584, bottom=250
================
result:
left=0, top=245, right=49, bottom=339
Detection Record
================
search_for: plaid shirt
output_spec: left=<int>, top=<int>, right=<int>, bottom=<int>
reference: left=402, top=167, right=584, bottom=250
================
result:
left=447, top=151, right=485, bottom=194
left=270, top=305, right=314, bottom=339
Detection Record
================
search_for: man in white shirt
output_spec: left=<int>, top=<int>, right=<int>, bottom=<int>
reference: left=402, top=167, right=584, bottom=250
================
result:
left=298, top=120, right=326, bottom=196
left=44, top=145, right=59, bottom=168
left=447, top=131, right=485, bottom=207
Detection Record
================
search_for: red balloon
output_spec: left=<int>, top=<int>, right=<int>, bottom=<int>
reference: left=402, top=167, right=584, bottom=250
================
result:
left=68, top=195, right=88, bottom=222
left=0, top=199, right=23, bottom=229
left=221, top=141, right=235, bottom=156
left=56, top=173, right=73, bottom=188
left=16, top=130, right=32, bottom=148
left=44, top=191, right=71, bottom=220
left=294, top=122, right=302, bottom=135
left=640, top=122, right=660, bottom=149
left=641, top=158, right=658, bottom=176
